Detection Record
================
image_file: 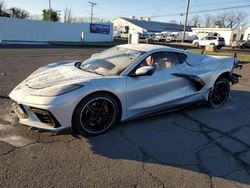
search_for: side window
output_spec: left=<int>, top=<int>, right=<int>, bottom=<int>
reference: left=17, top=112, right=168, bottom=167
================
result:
left=138, top=52, right=181, bottom=71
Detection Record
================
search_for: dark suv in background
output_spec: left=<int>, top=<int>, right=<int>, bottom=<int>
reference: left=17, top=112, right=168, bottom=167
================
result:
left=231, top=40, right=250, bottom=49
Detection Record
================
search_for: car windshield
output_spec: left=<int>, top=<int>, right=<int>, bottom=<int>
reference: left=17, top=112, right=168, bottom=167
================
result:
left=80, top=47, right=143, bottom=76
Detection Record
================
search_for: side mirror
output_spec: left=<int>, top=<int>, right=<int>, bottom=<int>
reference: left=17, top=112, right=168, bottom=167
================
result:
left=91, top=53, right=99, bottom=58
left=134, top=66, right=155, bottom=76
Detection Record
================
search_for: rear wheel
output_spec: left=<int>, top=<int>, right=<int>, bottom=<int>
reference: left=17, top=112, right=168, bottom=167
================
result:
left=206, top=78, right=230, bottom=108
left=73, top=93, right=119, bottom=136
left=194, top=42, right=199, bottom=47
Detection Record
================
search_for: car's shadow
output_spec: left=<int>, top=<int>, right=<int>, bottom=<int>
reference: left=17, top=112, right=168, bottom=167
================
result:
left=85, top=89, right=250, bottom=185
left=1, top=90, right=250, bottom=185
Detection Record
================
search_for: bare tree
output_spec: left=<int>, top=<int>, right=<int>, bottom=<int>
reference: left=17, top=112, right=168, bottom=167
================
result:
left=64, top=7, right=72, bottom=23
left=0, top=1, right=10, bottom=17
left=213, top=13, right=227, bottom=28
left=204, top=14, right=212, bottom=27
left=189, top=15, right=201, bottom=27
left=8, top=7, right=29, bottom=19
left=225, top=11, right=247, bottom=28
left=212, top=11, right=247, bottom=29
left=72, top=16, right=110, bottom=23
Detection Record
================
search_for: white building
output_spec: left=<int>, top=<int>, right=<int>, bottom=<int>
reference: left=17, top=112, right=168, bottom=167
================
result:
left=243, top=26, right=250, bottom=40
left=192, top=27, right=245, bottom=46
left=0, top=17, right=113, bottom=43
left=112, top=17, right=192, bottom=36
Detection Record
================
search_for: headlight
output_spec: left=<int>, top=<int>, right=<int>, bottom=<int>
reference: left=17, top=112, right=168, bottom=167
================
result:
left=31, top=84, right=83, bottom=97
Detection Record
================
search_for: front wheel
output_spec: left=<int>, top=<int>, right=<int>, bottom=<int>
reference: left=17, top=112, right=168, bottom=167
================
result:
left=73, top=93, right=119, bottom=136
left=206, top=78, right=230, bottom=108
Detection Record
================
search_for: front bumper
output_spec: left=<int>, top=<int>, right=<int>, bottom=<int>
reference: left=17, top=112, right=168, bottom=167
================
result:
left=11, top=102, right=66, bottom=131
left=9, top=87, right=82, bottom=131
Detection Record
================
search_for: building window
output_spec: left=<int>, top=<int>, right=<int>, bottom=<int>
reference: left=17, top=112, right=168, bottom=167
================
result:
left=232, top=34, right=237, bottom=41
left=240, top=34, right=244, bottom=41
left=124, top=26, right=129, bottom=34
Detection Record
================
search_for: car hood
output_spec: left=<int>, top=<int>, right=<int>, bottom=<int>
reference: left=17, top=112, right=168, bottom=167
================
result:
left=23, top=61, right=101, bottom=89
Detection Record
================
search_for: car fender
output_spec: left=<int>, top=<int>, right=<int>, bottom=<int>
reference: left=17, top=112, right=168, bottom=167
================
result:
left=207, top=58, right=235, bottom=88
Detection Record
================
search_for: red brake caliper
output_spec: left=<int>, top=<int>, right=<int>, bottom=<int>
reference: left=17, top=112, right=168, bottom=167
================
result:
left=104, top=104, right=109, bottom=113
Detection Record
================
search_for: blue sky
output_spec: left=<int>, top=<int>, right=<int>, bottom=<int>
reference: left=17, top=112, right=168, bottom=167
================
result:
left=2, top=0, right=250, bottom=24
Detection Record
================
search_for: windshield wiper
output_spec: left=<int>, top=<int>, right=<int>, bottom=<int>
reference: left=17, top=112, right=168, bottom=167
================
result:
left=80, top=67, right=103, bottom=76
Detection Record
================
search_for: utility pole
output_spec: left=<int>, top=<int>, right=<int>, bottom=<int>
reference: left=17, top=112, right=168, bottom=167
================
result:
left=88, top=1, right=97, bottom=23
left=182, top=0, right=190, bottom=43
left=49, top=0, right=51, bottom=21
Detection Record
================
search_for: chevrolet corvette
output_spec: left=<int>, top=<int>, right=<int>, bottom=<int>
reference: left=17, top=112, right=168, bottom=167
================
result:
left=9, top=44, right=241, bottom=136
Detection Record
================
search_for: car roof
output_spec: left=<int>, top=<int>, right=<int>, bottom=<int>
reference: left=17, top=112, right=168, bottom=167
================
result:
left=117, top=43, right=184, bottom=53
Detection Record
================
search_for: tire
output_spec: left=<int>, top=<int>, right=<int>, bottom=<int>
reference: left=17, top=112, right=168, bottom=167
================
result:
left=194, top=42, right=199, bottom=47
left=73, top=93, right=119, bottom=136
left=206, top=78, right=230, bottom=108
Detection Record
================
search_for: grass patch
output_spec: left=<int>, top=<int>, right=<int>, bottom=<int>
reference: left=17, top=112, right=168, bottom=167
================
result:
left=189, top=49, right=250, bottom=64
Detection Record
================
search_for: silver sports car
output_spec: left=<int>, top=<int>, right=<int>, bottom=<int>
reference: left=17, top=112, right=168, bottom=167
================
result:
left=9, top=44, right=241, bottom=136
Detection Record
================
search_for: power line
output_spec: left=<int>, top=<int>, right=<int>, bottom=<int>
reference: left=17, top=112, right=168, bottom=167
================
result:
left=193, top=0, right=203, bottom=12
left=96, top=0, right=248, bottom=20
left=150, top=4, right=250, bottom=18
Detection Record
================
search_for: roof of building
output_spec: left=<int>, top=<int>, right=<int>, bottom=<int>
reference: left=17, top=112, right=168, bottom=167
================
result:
left=120, top=17, right=192, bottom=33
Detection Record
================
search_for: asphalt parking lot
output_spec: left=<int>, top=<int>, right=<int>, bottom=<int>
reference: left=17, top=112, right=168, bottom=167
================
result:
left=1, top=47, right=250, bottom=188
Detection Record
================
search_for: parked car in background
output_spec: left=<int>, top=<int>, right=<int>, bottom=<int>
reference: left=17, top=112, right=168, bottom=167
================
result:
left=120, top=32, right=128, bottom=39
left=166, top=32, right=197, bottom=43
left=113, top=31, right=121, bottom=38
left=154, top=33, right=168, bottom=42
left=193, top=36, right=225, bottom=49
left=232, top=40, right=250, bottom=49
left=242, top=40, right=250, bottom=48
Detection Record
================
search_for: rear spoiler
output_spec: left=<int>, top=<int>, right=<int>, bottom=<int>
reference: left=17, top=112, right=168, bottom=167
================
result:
left=233, top=52, right=243, bottom=70
left=231, top=52, right=242, bottom=85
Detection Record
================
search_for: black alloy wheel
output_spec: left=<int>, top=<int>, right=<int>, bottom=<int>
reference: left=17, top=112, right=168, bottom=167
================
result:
left=207, top=78, right=230, bottom=108
left=73, top=94, right=119, bottom=136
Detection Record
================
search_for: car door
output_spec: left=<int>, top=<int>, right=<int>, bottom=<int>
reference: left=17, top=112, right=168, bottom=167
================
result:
left=126, top=51, right=194, bottom=118
left=199, top=37, right=208, bottom=46
left=245, top=40, right=250, bottom=48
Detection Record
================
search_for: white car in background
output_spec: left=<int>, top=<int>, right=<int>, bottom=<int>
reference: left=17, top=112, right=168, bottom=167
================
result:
left=154, top=33, right=168, bottom=42
left=193, top=36, right=225, bottom=49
